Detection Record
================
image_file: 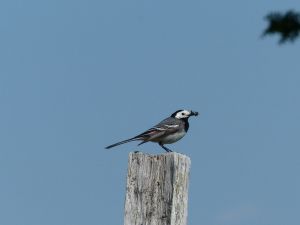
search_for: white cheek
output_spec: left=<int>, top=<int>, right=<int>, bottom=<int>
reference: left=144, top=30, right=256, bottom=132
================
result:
left=175, top=110, right=190, bottom=119
left=175, top=114, right=182, bottom=119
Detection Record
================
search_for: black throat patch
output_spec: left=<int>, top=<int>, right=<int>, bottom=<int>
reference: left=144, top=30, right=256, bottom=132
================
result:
left=182, top=118, right=189, bottom=132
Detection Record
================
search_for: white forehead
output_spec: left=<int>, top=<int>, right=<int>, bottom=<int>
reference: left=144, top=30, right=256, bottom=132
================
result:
left=175, top=110, right=191, bottom=119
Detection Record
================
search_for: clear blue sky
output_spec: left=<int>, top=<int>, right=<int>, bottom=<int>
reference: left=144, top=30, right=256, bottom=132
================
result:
left=1, top=0, right=299, bottom=225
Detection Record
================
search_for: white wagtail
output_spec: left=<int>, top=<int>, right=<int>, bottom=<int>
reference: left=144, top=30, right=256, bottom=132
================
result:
left=105, top=109, right=198, bottom=152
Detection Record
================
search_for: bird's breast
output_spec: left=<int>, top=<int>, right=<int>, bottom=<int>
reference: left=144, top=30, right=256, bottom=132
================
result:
left=160, top=130, right=186, bottom=144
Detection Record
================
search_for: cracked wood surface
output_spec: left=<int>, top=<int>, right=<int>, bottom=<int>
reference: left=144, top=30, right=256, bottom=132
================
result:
left=124, top=152, right=191, bottom=225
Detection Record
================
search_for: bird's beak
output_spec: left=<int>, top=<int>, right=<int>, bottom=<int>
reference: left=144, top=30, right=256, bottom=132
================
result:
left=190, top=111, right=199, bottom=116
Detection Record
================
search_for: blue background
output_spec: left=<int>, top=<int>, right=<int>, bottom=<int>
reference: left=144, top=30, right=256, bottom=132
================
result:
left=1, top=0, right=299, bottom=224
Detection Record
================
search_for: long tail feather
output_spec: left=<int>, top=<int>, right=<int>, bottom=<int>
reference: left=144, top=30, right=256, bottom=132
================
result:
left=105, top=137, right=138, bottom=149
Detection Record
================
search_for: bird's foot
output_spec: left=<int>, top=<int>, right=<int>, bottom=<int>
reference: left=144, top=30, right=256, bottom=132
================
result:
left=159, top=144, right=173, bottom=153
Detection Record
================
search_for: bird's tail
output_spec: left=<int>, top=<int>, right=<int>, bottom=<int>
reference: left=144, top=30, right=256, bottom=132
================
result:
left=105, top=137, right=139, bottom=149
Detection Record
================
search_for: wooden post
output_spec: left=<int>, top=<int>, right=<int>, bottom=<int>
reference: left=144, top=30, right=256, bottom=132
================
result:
left=124, top=152, right=191, bottom=225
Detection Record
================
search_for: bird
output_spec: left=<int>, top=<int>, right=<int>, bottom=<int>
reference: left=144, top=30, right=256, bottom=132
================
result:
left=105, top=109, right=198, bottom=152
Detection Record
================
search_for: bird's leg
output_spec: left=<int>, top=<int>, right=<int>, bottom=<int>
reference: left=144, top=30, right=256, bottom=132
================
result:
left=159, top=143, right=173, bottom=152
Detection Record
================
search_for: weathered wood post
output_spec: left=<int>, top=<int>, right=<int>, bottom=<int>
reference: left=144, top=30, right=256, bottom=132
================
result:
left=124, top=152, right=191, bottom=225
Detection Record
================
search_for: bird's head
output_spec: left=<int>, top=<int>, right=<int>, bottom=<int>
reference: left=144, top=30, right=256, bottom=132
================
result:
left=171, top=109, right=199, bottom=119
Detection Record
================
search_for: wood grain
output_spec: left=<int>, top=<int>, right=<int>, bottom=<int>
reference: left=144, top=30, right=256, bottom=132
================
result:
left=124, top=152, right=191, bottom=225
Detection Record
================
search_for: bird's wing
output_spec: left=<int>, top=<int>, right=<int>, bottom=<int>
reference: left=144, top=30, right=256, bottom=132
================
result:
left=134, top=117, right=180, bottom=144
